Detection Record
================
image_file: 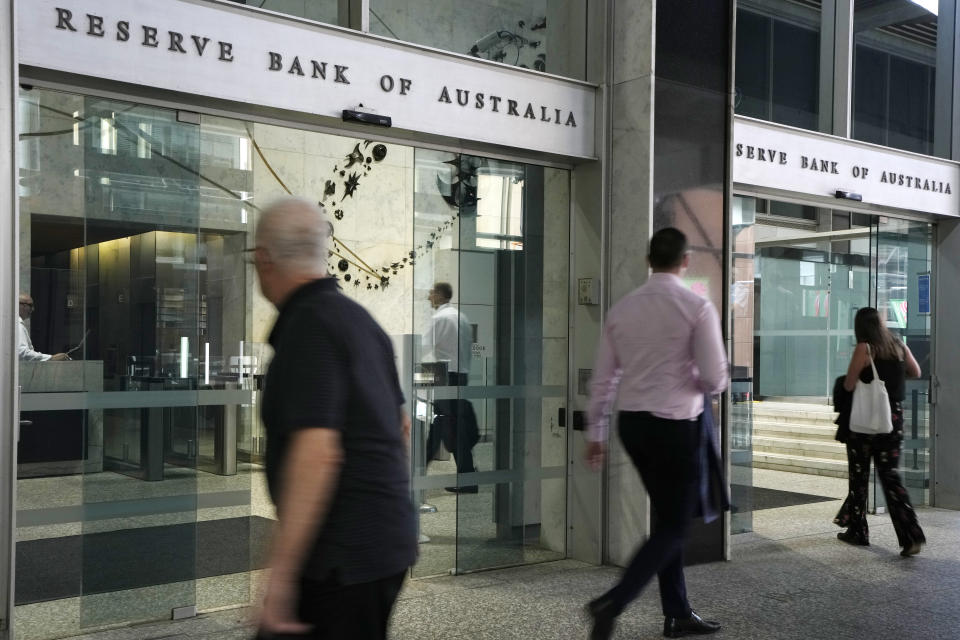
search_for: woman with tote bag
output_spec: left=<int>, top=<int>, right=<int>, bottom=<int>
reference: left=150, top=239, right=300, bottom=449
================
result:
left=833, top=307, right=926, bottom=556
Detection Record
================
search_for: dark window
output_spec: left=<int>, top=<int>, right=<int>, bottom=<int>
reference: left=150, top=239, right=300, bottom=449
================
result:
left=853, top=43, right=935, bottom=155
left=734, top=9, right=819, bottom=130
left=736, top=10, right=771, bottom=120
left=771, top=21, right=819, bottom=129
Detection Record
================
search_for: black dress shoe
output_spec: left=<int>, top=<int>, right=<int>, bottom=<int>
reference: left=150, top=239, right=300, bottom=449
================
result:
left=837, top=529, right=869, bottom=546
left=444, top=485, right=478, bottom=494
left=663, top=611, right=721, bottom=638
left=585, top=597, right=617, bottom=640
left=900, top=541, right=923, bottom=557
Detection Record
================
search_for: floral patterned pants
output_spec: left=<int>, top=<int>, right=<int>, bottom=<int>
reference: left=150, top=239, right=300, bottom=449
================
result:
left=834, top=409, right=925, bottom=547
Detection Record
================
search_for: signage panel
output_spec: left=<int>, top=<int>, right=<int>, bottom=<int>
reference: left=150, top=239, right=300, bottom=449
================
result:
left=733, top=117, right=960, bottom=218
left=918, top=274, right=931, bottom=315
left=18, top=0, right=597, bottom=158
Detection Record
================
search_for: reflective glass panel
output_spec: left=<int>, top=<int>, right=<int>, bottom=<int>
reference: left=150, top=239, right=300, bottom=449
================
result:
left=370, top=0, right=587, bottom=79
left=735, top=1, right=821, bottom=131
left=853, top=1, right=940, bottom=155
left=221, top=0, right=339, bottom=25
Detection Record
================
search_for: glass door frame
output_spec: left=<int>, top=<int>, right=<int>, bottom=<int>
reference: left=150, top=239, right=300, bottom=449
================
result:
left=868, top=216, right=935, bottom=510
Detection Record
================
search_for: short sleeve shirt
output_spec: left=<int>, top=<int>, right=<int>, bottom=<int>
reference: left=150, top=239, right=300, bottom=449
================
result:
left=261, top=278, right=417, bottom=584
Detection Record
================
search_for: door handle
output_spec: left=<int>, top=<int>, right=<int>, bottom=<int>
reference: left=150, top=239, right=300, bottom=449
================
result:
left=19, top=420, right=32, bottom=428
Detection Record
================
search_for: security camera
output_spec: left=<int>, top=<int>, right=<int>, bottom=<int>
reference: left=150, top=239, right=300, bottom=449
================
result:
left=470, top=31, right=508, bottom=56
left=834, top=190, right=862, bottom=202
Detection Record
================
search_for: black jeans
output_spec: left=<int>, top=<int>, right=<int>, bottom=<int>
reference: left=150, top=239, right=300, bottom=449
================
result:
left=599, top=412, right=700, bottom=619
left=834, top=408, right=925, bottom=547
left=256, top=570, right=406, bottom=640
left=426, top=373, right=479, bottom=474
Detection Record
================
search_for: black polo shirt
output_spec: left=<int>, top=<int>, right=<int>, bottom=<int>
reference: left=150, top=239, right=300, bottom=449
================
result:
left=262, top=277, right=417, bottom=585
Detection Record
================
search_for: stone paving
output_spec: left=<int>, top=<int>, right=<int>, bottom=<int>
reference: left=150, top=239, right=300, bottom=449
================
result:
left=56, top=506, right=960, bottom=640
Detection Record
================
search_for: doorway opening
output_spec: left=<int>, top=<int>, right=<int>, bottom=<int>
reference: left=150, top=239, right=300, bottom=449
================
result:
left=729, top=196, right=933, bottom=543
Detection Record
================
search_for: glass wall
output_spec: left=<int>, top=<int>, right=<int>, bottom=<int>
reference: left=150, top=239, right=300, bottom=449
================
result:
left=14, top=86, right=570, bottom=638
left=852, top=2, right=939, bottom=155
left=735, top=0, right=821, bottom=131
left=370, top=0, right=587, bottom=79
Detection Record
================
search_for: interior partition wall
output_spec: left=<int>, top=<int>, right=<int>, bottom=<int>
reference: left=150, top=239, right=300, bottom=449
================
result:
left=13, top=85, right=571, bottom=639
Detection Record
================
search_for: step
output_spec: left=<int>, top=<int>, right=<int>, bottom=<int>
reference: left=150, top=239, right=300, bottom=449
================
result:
left=753, top=400, right=835, bottom=411
left=751, top=421, right=839, bottom=442
left=749, top=409, right=838, bottom=427
left=752, top=435, right=848, bottom=461
left=751, top=451, right=849, bottom=478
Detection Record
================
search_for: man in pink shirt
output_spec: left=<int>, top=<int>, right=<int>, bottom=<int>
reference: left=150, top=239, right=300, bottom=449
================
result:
left=585, top=228, right=728, bottom=639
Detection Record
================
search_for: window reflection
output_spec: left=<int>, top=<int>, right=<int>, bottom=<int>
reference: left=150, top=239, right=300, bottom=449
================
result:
left=370, top=0, right=587, bottom=79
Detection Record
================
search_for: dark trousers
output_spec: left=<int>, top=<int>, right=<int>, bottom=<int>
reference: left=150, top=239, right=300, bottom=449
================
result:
left=426, top=373, right=479, bottom=474
left=257, top=570, right=406, bottom=640
left=600, top=412, right=700, bottom=619
left=834, top=408, right=925, bottom=547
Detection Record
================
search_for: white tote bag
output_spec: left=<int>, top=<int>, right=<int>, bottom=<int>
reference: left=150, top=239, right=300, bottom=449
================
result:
left=849, top=344, right=893, bottom=435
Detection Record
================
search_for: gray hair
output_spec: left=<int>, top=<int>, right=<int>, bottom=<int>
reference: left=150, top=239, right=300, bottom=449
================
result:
left=255, top=197, right=330, bottom=276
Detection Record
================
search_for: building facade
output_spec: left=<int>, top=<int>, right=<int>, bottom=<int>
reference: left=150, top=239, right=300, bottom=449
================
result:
left=0, top=1, right=958, bottom=638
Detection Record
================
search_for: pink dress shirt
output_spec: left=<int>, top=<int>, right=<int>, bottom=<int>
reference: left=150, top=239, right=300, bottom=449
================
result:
left=587, top=272, right=729, bottom=443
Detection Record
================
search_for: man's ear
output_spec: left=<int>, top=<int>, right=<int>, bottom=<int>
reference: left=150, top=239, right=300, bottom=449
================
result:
left=681, top=252, right=691, bottom=269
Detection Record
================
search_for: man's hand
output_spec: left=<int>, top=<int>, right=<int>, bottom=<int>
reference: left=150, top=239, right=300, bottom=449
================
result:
left=50, top=353, right=69, bottom=361
left=402, top=410, right=412, bottom=442
left=257, top=572, right=311, bottom=635
left=585, top=440, right=606, bottom=471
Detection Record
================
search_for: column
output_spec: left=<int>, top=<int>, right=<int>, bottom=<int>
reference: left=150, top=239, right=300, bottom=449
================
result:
left=604, top=0, right=656, bottom=568
left=934, top=221, right=960, bottom=508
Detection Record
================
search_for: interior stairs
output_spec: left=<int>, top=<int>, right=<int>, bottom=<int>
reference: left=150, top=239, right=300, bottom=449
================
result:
left=741, top=401, right=929, bottom=488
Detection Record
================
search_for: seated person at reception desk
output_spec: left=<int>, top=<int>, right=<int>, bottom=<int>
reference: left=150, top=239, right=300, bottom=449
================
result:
left=422, top=282, right=479, bottom=493
left=18, top=293, right=68, bottom=361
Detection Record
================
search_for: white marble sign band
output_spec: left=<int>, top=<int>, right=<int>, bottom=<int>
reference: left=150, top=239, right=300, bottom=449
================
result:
left=733, top=117, right=960, bottom=218
left=19, top=0, right=597, bottom=158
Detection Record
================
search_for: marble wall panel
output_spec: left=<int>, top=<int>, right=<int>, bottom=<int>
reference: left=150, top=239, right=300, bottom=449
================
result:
left=604, top=0, right=656, bottom=568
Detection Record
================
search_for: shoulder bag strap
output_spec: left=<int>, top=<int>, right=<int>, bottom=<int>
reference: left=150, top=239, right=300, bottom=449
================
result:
left=866, top=343, right=881, bottom=381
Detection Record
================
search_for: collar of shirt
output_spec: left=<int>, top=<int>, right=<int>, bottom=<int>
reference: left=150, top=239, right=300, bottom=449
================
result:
left=645, top=272, right=683, bottom=288
left=268, top=277, right=340, bottom=347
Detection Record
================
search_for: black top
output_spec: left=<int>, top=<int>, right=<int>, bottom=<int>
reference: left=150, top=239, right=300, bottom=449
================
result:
left=261, top=278, right=417, bottom=585
left=859, top=346, right=906, bottom=403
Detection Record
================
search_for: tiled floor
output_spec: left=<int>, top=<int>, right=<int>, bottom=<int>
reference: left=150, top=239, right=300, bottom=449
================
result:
left=51, top=505, right=960, bottom=640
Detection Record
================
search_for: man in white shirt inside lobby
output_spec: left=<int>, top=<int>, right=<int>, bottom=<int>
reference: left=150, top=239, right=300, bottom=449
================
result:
left=422, top=282, right=479, bottom=493
left=18, top=293, right=68, bottom=361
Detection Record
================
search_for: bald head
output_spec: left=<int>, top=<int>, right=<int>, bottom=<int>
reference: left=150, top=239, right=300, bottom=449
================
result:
left=19, top=293, right=34, bottom=320
left=255, top=197, right=330, bottom=278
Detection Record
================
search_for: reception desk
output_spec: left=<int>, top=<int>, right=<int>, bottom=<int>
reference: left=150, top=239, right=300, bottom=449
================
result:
left=18, top=362, right=254, bottom=481
left=18, top=360, right=104, bottom=477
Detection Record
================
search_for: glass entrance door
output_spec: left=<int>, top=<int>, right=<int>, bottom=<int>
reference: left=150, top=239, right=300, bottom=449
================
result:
left=411, top=151, right=570, bottom=576
left=728, top=196, right=933, bottom=539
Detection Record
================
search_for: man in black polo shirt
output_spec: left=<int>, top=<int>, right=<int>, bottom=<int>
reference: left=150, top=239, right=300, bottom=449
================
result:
left=252, top=197, right=416, bottom=639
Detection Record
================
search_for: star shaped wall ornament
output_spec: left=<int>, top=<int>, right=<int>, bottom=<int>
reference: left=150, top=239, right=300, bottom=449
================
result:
left=342, top=173, right=361, bottom=200
left=345, top=143, right=365, bottom=169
